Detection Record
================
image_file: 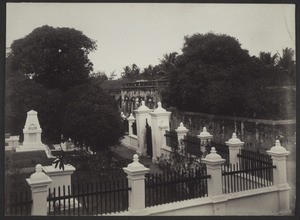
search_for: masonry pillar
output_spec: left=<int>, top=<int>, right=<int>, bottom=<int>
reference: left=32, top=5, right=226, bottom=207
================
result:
left=197, top=127, right=213, bottom=154
left=225, top=133, right=244, bottom=165
left=202, top=147, right=227, bottom=215
left=149, top=102, right=171, bottom=163
left=26, top=164, right=52, bottom=216
left=134, top=101, right=152, bottom=156
left=127, top=113, right=136, bottom=136
left=267, top=140, right=291, bottom=215
left=175, top=122, right=189, bottom=150
left=123, top=154, right=150, bottom=215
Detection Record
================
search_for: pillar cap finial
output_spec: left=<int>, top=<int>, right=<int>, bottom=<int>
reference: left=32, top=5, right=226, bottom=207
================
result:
left=198, top=127, right=213, bottom=140
left=154, top=102, right=166, bottom=113
left=267, top=140, right=290, bottom=156
left=136, top=100, right=150, bottom=111
left=29, top=164, right=51, bottom=182
left=225, top=132, right=244, bottom=146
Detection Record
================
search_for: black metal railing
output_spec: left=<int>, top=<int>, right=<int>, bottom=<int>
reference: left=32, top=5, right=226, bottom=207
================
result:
left=131, top=121, right=137, bottom=135
left=222, top=163, right=275, bottom=194
left=207, top=142, right=229, bottom=165
left=237, top=149, right=273, bottom=181
left=47, top=179, right=130, bottom=216
left=182, top=134, right=201, bottom=157
left=164, top=130, right=178, bottom=149
left=6, top=190, right=32, bottom=216
left=145, top=166, right=210, bottom=207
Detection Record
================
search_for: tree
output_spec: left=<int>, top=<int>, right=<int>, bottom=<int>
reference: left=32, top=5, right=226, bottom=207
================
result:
left=159, top=52, right=178, bottom=73
left=121, top=63, right=140, bottom=79
left=89, top=71, right=108, bottom=82
left=8, top=25, right=97, bottom=91
left=163, top=33, right=294, bottom=119
left=62, top=81, right=125, bottom=152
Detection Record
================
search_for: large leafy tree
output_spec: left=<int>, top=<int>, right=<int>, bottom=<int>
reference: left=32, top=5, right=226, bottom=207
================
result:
left=8, top=25, right=96, bottom=91
left=62, top=81, right=125, bottom=152
left=163, top=33, right=295, bottom=119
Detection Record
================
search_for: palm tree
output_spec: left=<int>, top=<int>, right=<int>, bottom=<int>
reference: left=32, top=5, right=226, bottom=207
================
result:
left=160, top=52, right=178, bottom=72
left=259, top=52, right=279, bottom=67
left=277, top=47, right=295, bottom=71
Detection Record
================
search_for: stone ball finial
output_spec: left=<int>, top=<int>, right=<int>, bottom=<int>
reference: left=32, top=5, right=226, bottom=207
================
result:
left=180, top=122, right=183, bottom=127
left=267, top=139, right=290, bottom=156
left=199, top=127, right=212, bottom=139
left=36, top=164, right=43, bottom=172
left=232, top=133, right=237, bottom=138
left=203, top=127, right=207, bottom=132
left=133, top=154, right=139, bottom=162
left=141, top=101, right=145, bottom=105
left=157, top=102, right=162, bottom=108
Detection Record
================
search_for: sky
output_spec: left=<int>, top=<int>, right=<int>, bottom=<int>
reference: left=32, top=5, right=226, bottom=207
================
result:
left=6, top=3, right=295, bottom=78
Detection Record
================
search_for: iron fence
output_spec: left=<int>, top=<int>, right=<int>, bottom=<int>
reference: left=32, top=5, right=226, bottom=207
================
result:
left=182, top=134, right=201, bottom=157
left=145, top=166, right=210, bottom=207
left=132, top=121, right=137, bottom=135
left=164, top=130, right=178, bottom=149
left=6, top=190, right=32, bottom=216
left=47, top=179, right=130, bottom=216
left=222, top=163, right=275, bottom=194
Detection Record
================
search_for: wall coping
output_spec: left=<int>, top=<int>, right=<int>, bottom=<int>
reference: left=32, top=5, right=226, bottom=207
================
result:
left=170, top=109, right=296, bottom=125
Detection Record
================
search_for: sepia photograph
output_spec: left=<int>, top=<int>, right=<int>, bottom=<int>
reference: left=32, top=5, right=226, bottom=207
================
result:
left=4, top=2, right=296, bottom=216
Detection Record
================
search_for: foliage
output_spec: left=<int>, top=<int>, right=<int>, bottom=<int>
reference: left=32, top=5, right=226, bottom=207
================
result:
left=157, top=143, right=202, bottom=173
left=162, top=33, right=295, bottom=120
left=62, top=81, right=125, bottom=151
left=8, top=25, right=96, bottom=91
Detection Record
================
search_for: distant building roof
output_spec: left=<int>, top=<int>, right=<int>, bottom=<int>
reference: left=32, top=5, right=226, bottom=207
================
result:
left=100, top=79, right=132, bottom=92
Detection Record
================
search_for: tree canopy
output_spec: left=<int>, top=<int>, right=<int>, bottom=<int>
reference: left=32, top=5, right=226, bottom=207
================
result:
left=8, top=25, right=97, bottom=91
left=162, top=33, right=295, bottom=120
left=62, top=81, right=125, bottom=151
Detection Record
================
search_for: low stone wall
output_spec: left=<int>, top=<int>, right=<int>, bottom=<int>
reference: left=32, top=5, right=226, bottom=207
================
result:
left=169, top=108, right=296, bottom=152
left=121, top=135, right=138, bottom=151
left=109, top=186, right=286, bottom=216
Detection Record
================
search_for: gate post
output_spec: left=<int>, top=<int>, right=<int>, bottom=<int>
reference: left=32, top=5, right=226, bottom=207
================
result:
left=197, top=127, right=213, bottom=154
left=149, top=102, right=171, bottom=163
left=26, top=164, right=52, bottom=216
left=225, top=133, right=244, bottom=165
left=134, top=101, right=152, bottom=156
left=267, top=140, right=291, bottom=215
left=123, top=154, right=150, bottom=215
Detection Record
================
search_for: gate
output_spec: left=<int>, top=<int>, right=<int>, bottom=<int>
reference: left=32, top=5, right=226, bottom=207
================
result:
left=145, top=119, right=153, bottom=158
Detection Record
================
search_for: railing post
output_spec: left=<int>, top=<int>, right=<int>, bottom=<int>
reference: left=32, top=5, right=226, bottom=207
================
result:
left=127, top=113, right=136, bottom=136
left=26, top=164, right=52, bottom=216
left=134, top=101, right=152, bottom=155
left=123, top=154, right=150, bottom=215
left=267, top=140, right=291, bottom=215
left=149, top=102, right=171, bottom=163
left=197, top=127, right=213, bottom=154
left=225, top=133, right=244, bottom=165
left=202, top=147, right=227, bottom=215
left=175, top=122, right=189, bottom=150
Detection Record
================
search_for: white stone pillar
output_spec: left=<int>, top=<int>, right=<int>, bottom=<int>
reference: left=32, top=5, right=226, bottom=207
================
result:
left=202, top=147, right=227, bottom=215
left=123, top=154, right=150, bottom=215
left=267, top=140, right=291, bottom=214
left=26, top=164, right=52, bottom=216
left=127, top=113, right=135, bottom=136
left=225, top=133, right=244, bottom=165
left=134, top=101, right=152, bottom=156
left=149, top=102, right=171, bottom=163
left=197, top=127, right=213, bottom=154
left=175, top=122, right=189, bottom=150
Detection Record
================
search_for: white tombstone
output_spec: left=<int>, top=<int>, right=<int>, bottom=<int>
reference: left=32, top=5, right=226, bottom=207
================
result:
left=17, top=110, right=46, bottom=152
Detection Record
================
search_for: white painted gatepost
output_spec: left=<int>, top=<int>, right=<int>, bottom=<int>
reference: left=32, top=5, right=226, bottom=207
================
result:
left=134, top=101, right=152, bottom=156
left=149, top=102, right=171, bottom=163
